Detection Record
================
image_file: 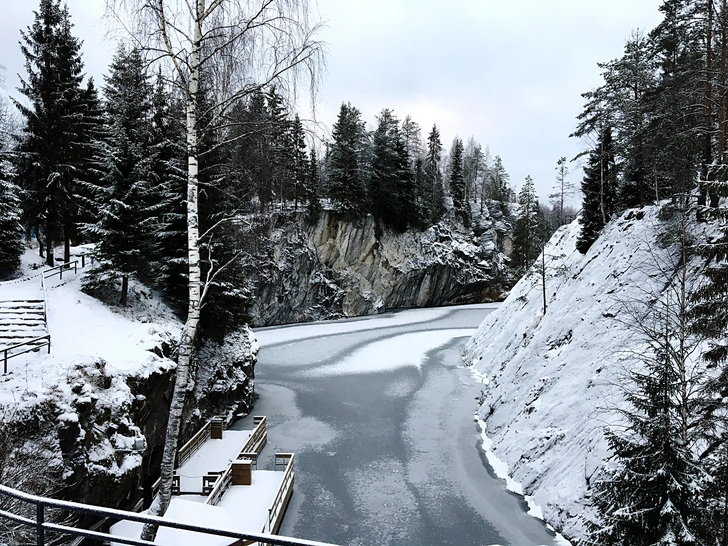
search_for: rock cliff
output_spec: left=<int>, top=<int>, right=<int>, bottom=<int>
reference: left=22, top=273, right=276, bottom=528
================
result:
left=249, top=206, right=512, bottom=326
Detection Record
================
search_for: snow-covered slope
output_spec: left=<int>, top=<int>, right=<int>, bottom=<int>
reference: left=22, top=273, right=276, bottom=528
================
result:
left=0, top=251, right=257, bottom=517
left=463, top=206, right=698, bottom=541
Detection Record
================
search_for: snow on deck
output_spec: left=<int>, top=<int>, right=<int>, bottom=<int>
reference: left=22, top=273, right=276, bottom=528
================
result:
left=110, top=471, right=286, bottom=545
left=176, top=430, right=253, bottom=492
left=217, top=470, right=283, bottom=531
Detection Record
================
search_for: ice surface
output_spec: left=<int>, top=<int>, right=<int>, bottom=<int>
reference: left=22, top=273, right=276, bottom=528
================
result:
left=301, top=328, right=476, bottom=376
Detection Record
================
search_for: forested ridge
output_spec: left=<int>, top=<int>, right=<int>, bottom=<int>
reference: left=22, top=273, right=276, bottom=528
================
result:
left=0, top=1, right=580, bottom=338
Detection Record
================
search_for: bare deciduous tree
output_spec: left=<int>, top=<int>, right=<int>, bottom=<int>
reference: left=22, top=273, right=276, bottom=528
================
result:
left=103, top=0, right=323, bottom=538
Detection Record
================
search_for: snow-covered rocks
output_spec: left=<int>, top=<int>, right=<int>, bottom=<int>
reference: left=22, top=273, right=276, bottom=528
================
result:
left=463, top=206, right=689, bottom=541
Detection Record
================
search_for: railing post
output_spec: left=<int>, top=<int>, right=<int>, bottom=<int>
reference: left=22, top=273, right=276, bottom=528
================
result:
left=36, top=502, right=45, bottom=546
left=59, top=266, right=62, bottom=281
left=81, top=255, right=85, bottom=268
left=74, top=261, right=77, bottom=274
left=3, top=349, right=7, bottom=374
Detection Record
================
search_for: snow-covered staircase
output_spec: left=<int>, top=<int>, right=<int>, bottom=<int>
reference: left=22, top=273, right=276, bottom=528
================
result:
left=0, top=299, right=49, bottom=371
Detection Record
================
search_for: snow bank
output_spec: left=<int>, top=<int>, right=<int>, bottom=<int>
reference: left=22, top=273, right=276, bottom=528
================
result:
left=462, top=206, right=692, bottom=541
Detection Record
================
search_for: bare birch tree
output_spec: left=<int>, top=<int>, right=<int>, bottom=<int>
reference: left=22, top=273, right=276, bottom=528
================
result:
left=103, top=0, right=323, bottom=538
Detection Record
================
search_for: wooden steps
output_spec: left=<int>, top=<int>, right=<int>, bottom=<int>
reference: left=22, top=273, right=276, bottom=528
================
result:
left=0, top=299, right=48, bottom=354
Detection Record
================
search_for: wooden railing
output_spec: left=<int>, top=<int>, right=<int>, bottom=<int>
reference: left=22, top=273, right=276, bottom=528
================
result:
left=42, top=260, right=79, bottom=282
left=267, top=454, right=295, bottom=535
left=240, top=416, right=267, bottom=456
left=205, top=465, right=233, bottom=507
left=177, top=421, right=212, bottom=468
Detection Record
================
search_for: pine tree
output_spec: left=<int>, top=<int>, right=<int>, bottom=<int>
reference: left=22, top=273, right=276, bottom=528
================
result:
left=449, top=137, right=469, bottom=225
left=576, top=125, right=617, bottom=254
left=13, top=0, right=87, bottom=266
left=549, top=156, right=576, bottom=226
left=511, top=175, right=546, bottom=274
left=328, top=102, right=369, bottom=217
left=647, top=0, right=703, bottom=199
left=83, top=46, right=158, bottom=306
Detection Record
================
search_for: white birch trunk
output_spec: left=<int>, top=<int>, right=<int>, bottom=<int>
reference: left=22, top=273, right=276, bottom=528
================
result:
left=140, top=1, right=203, bottom=540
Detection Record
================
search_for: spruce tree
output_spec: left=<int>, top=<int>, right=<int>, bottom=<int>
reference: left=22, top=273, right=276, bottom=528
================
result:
left=328, top=102, right=369, bottom=217
left=151, top=73, right=188, bottom=314
left=589, top=349, right=706, bottom=546
left=0, top=177, right=24, bottom=279
left=589, top=199, right=708, bottom=545
left=289, top=114, right=308, bottom=210
left=83, top=46, right=157, bottom=306
left=13, top=0, right=87, bottom=266
left=266, top=86, right=292, bottom=208
left=488, top=155, right=512, bottom=215
left=576, top=125, right=617, bottom=254
left=195, top=79, right=252, bottom=341
left=306, top=149, right=322, bottom=221
left=370, top=108, right=415, bottom=230
left=449, top=137, right=469, bottom=225
left=463, top=137, right=485, bottom=204
left=0, top=95, right=24, bottom=279
left=423, top=124, right=445, bottom=225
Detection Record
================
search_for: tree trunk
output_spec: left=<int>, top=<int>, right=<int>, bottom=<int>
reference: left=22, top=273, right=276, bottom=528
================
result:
left=120, top=275, right=129, bottom=307
left=37, top=228, right=45, bottom=259
left=140, top=1, right=203, bottom=540
left=45, top=217, right=54, bottom=267
left=64, top=216, right=71, bottom=263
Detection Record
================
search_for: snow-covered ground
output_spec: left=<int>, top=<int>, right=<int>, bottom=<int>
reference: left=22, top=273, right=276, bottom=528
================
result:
left=0, top=250, right=180, bottom=414
left=462, top=206, right=700, bottom=541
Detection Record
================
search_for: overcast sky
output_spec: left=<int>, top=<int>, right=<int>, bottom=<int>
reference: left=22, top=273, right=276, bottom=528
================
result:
left=1, top=0, right=664, bottom=201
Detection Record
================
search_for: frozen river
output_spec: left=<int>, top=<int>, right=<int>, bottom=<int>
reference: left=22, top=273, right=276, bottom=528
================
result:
left=234, top=304, right=563, bottom=546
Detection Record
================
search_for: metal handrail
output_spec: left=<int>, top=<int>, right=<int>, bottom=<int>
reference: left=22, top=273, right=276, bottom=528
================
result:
left=1, top=335, right=50, bottom=374
left=0, top=484, right=339, bottom=546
